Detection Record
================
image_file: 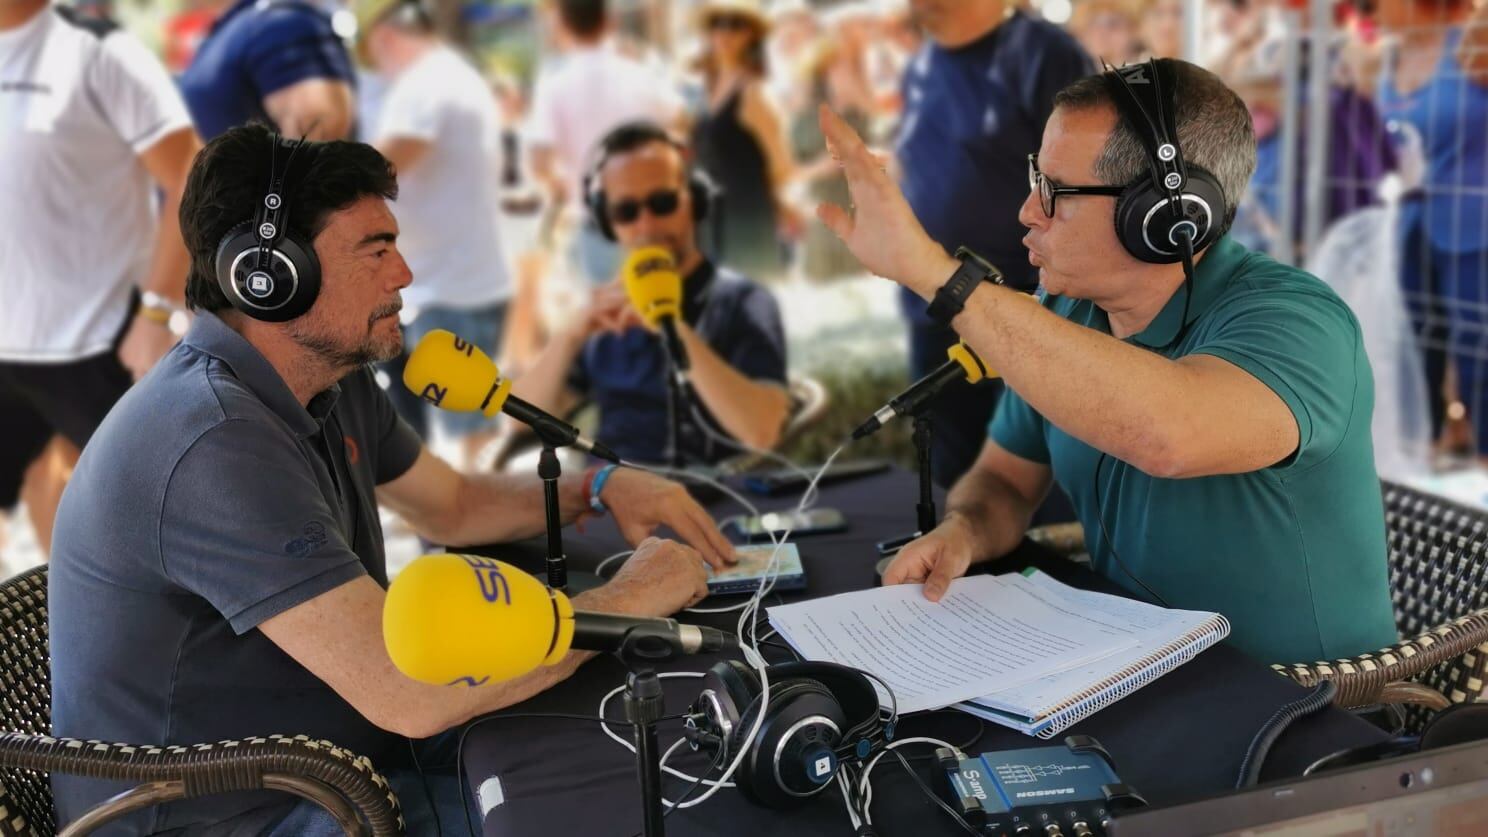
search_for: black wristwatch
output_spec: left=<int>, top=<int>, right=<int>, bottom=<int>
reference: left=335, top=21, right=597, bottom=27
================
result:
left=926, top=247, right=1005, bottom=327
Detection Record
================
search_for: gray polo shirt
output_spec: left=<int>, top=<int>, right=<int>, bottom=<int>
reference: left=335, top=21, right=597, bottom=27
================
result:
left=49, top=311, right=421, bottom=834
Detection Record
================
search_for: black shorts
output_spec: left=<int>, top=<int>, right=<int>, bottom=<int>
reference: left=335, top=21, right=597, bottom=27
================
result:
left=0, top=349, right=132, bottom=509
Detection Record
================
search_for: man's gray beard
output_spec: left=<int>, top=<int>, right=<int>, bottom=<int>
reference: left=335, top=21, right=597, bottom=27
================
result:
left=287, top=321, right=401, bottom=369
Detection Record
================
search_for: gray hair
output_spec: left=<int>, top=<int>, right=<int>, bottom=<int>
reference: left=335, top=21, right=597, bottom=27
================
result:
left=1052, top=60, right=1256, bottom=234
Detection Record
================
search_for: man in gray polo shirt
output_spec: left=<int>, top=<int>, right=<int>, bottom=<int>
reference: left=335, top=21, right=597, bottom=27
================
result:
left=48, top=124, right=736, bottom=834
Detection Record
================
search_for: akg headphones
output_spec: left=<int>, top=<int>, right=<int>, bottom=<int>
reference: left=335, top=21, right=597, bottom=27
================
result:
left=582, top=121, right=716, bottom=242
left=213, top=133, right=322, bottom=322
left=685, top=660, right=889, bottom=809
left=1101, top=58, right=1227, bottom=265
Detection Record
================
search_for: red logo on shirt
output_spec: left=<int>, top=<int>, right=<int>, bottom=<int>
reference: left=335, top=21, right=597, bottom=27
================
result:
left=344, top=435, right=361, bottom=465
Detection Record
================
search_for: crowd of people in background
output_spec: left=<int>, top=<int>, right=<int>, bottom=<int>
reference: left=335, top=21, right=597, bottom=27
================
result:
left=6, top=0, right=1488, bottom=564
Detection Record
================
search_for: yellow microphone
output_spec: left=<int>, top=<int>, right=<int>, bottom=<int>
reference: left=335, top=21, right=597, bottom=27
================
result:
left=851, top=342, right=997, bottom=440
left=403, top=329, right=619, bottom=462
left=621, top=246, right=690, bottom=373
left=383, top=553, right=735, bottom=685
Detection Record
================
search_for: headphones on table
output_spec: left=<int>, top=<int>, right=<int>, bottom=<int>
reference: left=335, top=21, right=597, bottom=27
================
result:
left=684, top=660, right=891, bottom=809
left=582, top=121, right=717, bottom=242
left=1101, top=57, right=1226, bottom=267
left=213, top=132, right=321, bottom=322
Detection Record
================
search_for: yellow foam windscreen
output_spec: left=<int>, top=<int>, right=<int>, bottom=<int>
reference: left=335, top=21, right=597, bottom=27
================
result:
left=947, top=341, right=994, bottom=384
left=621, top=246, right=683, bottom=327
left=402, top=329, right=512, bottom=418
left=383, top=553, right=576, bottom=686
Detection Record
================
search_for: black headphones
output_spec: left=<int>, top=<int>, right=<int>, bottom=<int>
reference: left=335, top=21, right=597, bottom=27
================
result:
left=1102, top=58, right=1226, bottom=265
left=684, top=660, right=890, bottom=809
left=582, top=121, right=715, bottom=242
left=213, top=133, right=322, bottom=322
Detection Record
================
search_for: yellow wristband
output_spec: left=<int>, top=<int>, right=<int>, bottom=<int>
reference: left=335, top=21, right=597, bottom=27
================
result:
left=138, top=305, right=172, bottom=326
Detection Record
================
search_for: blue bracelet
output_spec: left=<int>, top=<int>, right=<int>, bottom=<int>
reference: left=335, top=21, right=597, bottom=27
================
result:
left=589, top=464, right=618, bottom=514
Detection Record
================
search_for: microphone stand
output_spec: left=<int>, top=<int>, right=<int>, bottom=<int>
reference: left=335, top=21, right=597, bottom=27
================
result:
left=664, top=370, right=687, bottom=470
left=875, top=406, right=937, bottom=566
left=659, top=332, right=690, bottom=469
left=618, top=628, right=690, bottom=836
left=534, top=432, right=601, bottom=593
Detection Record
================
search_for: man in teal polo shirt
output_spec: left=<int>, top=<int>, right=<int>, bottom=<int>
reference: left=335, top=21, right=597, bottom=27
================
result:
left=814, top=59, right=1397, bottom=664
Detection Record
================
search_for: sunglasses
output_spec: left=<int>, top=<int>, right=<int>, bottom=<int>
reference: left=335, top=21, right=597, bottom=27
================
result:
left=607, top=189, right=682, bottom=226
left=1028, top=153, right=1125, bottom=218
left=708, top=14, right=756, bottom=32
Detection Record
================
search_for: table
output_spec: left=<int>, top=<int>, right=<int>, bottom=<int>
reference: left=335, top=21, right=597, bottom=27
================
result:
left=460, top=468, right=1387, bottom=835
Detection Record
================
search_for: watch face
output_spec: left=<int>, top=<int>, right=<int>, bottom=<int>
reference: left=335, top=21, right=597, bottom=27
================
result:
left=954, top=247, right=1003, bottom=284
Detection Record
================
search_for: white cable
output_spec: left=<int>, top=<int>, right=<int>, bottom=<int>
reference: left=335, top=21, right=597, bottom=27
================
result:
left=595, top=673, right=738, bottom=789
left=595, top=549, right=634, bottom=579
left=679, top=445, right=847, bottom=808
left=682, top=599, right=761, bottom=614
left=602, top=441, right=846, bottom=812
left=838, top=768, right=863, bottom=831
left=856, top=737, right=966, bottom=826
left=657, top=738, right=709, bottom=808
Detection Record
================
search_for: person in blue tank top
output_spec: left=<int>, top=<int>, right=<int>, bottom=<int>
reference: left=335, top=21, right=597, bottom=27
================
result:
left=1377, top=0, right=1488, bottom=453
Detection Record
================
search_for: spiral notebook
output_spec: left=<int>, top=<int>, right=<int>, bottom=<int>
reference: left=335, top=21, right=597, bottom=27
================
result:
left=955, top=570, right=1230, bottom=737
left=767, top=569, right=1229, bottom=738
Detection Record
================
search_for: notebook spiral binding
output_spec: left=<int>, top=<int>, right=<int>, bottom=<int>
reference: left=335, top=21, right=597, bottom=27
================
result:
left=1034, top=615, right=1232, bottom=739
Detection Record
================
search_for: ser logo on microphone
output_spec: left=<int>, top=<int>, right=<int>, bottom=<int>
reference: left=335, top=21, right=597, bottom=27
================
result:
left=633, top=253, right=671, bottom=276
left=418, top=382, right=447, bottom=407
left=452, top=337, right=476, bottom=357
left=460, top=555, right=512, bottom=604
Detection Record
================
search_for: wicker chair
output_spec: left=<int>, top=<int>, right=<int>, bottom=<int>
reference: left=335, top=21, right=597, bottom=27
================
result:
left=1274, top=480, right=1488, bottom=729
left=0, top=566, right=404, bottom=836
left=1025, top=480, right=1488, bottom=731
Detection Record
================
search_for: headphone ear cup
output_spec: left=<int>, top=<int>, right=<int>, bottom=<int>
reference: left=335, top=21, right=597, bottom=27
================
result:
left=214, top=221, right=321, bottom=322
left=733, top=678, right=846, bottom=809
left=1113, top=180, right=1166, bottom=264
left=689, top=171, right=713, bottom=223
left=714, top=660, right=760, bottom=718
left=1180, top=169, right=1226, bottom=251
left=1113, top=172, right=1226, bottom=265
left=587, top=184, right=617, bottom=242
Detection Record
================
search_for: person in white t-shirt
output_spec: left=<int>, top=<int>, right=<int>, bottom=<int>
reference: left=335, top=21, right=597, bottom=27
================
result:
left=528, top=0, right=683, bottom=284
left=355, top=0, right=513, bottom=468
left=0, top=0, right=200, bottom=558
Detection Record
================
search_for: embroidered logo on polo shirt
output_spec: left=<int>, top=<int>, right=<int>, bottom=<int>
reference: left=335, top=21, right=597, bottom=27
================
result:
left=344, top=435, right=360, bottom=465
left=284, top=521, right=329, bottom=556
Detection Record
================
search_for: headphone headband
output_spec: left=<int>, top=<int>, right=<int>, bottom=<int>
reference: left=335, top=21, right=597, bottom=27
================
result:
left=250, top=135, right=296, bottom=278
left=1103, top=58, right=1187, bottom=202
left=1099, top=58, right=1227, bottom=266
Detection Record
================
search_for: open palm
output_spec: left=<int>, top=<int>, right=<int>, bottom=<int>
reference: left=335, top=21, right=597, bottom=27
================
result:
left=814, top=105, right=946, bottom=292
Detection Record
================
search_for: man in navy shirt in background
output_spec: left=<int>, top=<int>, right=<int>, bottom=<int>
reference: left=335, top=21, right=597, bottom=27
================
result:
left=896, top=0, right=1092, bottom=486
left=179, top=0, right=356, bottom=140
left=513, top=121, right=790, bottom=465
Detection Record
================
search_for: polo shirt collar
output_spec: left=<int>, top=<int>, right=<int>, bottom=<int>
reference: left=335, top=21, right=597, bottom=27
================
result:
left=682, top=259, right=717, bottom=324
left=182, top=311, right=341, bottom=438
left=1130, top=236, right=1244, bottom=349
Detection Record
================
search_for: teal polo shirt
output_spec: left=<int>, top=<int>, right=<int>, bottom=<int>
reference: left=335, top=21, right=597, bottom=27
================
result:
left=990, top=236, right=1397, bottom=664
